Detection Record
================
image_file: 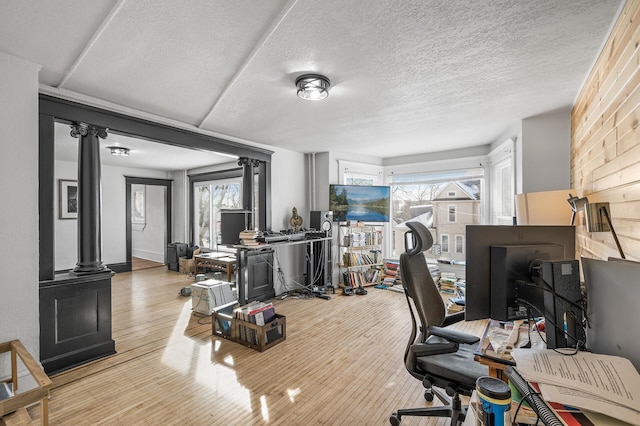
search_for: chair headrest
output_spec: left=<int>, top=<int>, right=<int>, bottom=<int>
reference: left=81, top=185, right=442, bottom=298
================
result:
left=405, top=222, right=434, bottom=255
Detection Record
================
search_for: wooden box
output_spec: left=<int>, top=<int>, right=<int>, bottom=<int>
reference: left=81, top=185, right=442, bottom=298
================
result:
left=212, top=311, right=286, bottom=352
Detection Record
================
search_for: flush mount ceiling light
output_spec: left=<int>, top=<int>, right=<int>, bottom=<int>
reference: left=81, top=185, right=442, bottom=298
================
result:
left=295, top=74, right=330, bottom=101
left=107, top=146, right=130, bottom=156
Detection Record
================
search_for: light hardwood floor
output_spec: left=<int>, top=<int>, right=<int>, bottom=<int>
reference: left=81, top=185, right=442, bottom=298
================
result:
left=33, top=267, right=486, bottom=425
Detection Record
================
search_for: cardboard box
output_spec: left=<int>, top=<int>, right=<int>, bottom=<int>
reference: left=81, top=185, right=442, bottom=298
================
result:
left=179, top=257, right=194, bottom=274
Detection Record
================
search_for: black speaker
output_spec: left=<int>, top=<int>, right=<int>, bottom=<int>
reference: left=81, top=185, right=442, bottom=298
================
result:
left=309, top=210, right=333, bottom=236
left=542, top=259, right=585, bottom=349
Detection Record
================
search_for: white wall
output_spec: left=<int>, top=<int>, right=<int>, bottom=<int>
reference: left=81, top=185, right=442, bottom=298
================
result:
left=170, top=170, right=188, bottom=244
left=519, top=107, right=572, bottom=193
left=0, top=52, right=40, bottom=367
left=270, top=147, right=308, bottom=295
left=54, top=160, right=170, bottom=270
left=131, top=185, right=166, bottom=263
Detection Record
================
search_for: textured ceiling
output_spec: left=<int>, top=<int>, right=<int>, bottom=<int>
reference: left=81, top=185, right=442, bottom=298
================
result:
left=0, top=0, right=623, bottom=165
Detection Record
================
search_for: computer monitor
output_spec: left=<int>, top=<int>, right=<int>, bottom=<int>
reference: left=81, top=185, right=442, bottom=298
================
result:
left=220, top=209, right=252, bottom=245
left=465, top=225, right=575, bottom=321
left=581, top=257, right=640, bottom=371
left=490, top=244, right=565, bottom=321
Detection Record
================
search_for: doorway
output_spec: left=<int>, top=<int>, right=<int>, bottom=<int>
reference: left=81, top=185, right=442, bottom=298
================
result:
left=125, top=177, right=172, bottom=272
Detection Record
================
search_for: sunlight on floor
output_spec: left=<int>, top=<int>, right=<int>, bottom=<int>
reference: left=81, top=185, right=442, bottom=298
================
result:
left=161, top=301, right=252, bottom=412
left=260, top=395, right=269, bottom=422
left=287, top=388, right=301, bottom=403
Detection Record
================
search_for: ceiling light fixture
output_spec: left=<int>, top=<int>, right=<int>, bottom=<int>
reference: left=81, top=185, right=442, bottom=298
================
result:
left=295, top=74, right=330, bottom=101
left=107, top=146, right=130, bottom=156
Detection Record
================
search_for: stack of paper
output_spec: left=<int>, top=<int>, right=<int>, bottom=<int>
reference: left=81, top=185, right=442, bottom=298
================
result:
left=512, top=349, right=640, bottom=425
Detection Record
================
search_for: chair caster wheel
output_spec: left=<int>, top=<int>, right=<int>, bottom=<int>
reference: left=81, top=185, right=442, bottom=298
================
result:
left=424, top=390, right=434, bottom=402
left=390, top=413, right=401, bottom=426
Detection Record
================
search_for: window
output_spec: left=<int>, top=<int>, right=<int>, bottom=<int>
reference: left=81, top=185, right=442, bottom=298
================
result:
left=441, top=235, right=450, bottom=253
left=455, top=235, right=464, bottom=254
left=489, top=140, right=514, bottom=225
left=389, top=167, right=483, bottom=258
left=345, top=174, right=376, bottom=185
left=448, top=205, right=457, bottom=222
left=194, top=177, right=242, bottom=249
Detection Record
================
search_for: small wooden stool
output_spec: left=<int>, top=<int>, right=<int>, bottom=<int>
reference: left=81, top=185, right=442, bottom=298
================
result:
left=0, top=340, right=52, bottom=426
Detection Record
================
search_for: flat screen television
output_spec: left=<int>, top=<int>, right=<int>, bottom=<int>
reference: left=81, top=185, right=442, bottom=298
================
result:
left=465, top=225, right=575, bottom=321
left=329, top=184, right=390, bottom=222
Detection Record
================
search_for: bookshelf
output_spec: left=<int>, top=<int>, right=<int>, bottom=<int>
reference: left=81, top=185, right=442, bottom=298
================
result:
left=337, top=224, right=384, bottom=288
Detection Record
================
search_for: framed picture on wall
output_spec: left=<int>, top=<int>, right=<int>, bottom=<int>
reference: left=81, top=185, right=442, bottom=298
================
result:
left=131, top=185, right=146, bottom=224
left=59, top=179, right=78, bottom=220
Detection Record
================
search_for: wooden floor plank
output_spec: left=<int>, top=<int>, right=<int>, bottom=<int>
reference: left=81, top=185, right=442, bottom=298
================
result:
left=36, top=267, right=485, bottom=425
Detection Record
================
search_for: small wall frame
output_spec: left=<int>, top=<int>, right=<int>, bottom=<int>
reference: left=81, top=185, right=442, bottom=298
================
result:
left=58, top=179, right=78, bottom=220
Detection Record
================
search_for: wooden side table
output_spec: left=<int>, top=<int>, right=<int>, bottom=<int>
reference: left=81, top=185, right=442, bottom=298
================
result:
left=0, top=340, right=52, bottom=425
left=194, top=254, right=237, bottom=282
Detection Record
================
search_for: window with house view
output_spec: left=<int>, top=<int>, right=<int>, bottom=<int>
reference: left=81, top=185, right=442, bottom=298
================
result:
left=390, top=168, right=484, bottom=262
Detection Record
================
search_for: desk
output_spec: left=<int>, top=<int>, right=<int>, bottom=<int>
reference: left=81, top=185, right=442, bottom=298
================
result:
left=194, top=253, right=236, bottom=282
left=234, top=236, right=332, bottom=305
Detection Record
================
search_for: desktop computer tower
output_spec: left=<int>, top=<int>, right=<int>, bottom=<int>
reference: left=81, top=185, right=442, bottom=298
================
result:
left=542, top=259, right=585, bottom=349
left=306, top=236, right=332, bottom=291
left=167, top=242, right=188, bottom=271
left=240, top=249, right=275, bottom=305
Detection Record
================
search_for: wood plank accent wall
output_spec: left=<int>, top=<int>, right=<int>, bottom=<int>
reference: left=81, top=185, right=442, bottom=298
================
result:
left=572, top=0, right=640, bottom=261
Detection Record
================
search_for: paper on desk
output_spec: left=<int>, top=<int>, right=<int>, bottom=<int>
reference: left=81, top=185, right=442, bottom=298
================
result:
left=513, top=350, right=640, bottom=415
left=539, top=383, right=640, bottom=425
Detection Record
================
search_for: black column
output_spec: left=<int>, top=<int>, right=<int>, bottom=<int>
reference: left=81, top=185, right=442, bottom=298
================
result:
left=70, top=123, right=109, bottom=274
left=238, top=157, right=260, bottom=230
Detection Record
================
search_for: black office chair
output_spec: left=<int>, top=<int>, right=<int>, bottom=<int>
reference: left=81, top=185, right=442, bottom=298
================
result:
left=390, top=222, right=488, bottom=426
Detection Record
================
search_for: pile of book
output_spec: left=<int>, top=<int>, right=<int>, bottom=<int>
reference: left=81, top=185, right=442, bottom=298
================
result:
left=239, top=229, right=260, bottom=246
left=510, top=350, right=640, bottom=425
left=383, top=260, right=400, bottom=285
left=233, top=301, right=276, bottom=344
left=438, top=272, right=458, bottom=295
left=445, top=297, right=465, bottom=314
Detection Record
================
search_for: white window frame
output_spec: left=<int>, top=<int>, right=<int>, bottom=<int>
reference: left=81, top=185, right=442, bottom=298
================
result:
left=488, top=139, right=515, bottom=225
left=455, top=235, right=464, bottom=254
left=441, top=234, right=450, bottom=253
left=448, top=204, right=457, bottom=222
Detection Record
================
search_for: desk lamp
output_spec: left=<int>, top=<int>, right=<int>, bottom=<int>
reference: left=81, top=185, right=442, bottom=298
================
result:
left=567, top=194, right=625, bottom=259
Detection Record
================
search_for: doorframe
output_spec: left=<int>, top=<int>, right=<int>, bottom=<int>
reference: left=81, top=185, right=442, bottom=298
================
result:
left=123, top=177, right=172, bottom=273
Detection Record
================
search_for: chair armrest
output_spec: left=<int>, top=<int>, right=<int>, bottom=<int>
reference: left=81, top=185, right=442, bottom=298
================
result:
left=427, top=326, right=480, bottom=345
left=441, top=311, right=465, bottom=327
left=410, top=341, right=458, bottom=356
